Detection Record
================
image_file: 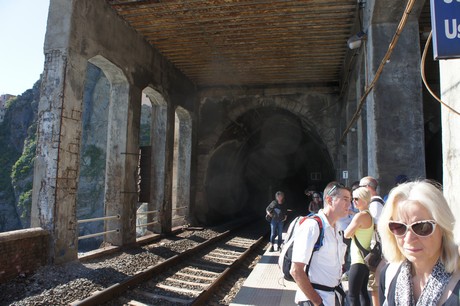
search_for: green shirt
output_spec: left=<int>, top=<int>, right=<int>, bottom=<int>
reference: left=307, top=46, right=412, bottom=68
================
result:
left=350, top=211, right=374, bottom=265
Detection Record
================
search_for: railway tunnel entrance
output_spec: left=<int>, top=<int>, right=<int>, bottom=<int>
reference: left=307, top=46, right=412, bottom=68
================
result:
left=204, top=107, right=334, bottom=225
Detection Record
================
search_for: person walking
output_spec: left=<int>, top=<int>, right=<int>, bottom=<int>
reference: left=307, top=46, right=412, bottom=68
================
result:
left=344, top=186, right=373, bottom=306
left=266, top=191, right=287, bottom=252
left=290, top=181, right=351, bottom=306
left=309, top=192, right=322, bottom=214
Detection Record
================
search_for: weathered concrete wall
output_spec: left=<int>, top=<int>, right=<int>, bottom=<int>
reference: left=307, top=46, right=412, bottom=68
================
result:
left=366, top=20, right=425, bottom=195
left=340, top=0, right=427, bottom=195
left=440, top=59, right=460, bottom=243
left=32, top=0, right=197, bottom=263
left=365, top=0, right=425, bottom=26
left=344, top=75, right=359, bottom=185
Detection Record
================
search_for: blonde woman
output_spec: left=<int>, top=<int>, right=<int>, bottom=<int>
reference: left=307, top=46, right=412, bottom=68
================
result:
left=378, top=180, right=460, bottom=306
left=344, top=186, right=373, bottom=306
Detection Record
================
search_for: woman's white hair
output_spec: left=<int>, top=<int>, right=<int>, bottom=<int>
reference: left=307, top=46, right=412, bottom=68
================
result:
left=352, top=186, right=371, bottom=205
left=378, top=180, right=459, bottom=273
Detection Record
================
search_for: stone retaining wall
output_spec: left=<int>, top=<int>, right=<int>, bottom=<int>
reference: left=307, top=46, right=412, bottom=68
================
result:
left=0, top=228, right=49, bottom=283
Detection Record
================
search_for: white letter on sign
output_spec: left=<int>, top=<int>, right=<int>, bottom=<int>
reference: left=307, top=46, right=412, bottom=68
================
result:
left=444, top=19, right=460, bottom=39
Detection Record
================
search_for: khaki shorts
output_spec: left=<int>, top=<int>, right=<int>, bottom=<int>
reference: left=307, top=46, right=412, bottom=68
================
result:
left=367, top=271, right=378, bottom=291
left=367, top=259, right=386, bottom=291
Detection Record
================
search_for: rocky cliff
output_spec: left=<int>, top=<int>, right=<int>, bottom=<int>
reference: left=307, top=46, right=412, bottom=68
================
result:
left=0, top=80, right=40, bottom=231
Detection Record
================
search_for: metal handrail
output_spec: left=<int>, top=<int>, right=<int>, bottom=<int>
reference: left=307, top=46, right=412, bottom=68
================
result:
left=171, top=206, right=188, bottom=211
left=136, top=221, right=159, bottom=228
left=136, top=210, right=159, bottom=216
left=78, top=229, right=119, bottom=240
left=77, top=214, right=120, bottom=224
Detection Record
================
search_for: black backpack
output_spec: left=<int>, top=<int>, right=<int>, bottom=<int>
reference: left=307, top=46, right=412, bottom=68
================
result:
left=278, top=214, right=324, bottom=281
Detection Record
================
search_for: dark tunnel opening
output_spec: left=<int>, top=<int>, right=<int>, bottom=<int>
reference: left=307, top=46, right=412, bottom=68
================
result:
left=205, top=107, right=335, bottom=225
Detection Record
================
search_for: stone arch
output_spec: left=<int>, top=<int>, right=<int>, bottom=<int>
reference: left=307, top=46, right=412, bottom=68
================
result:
left=138, top=87, right=168, bottom=235
left=172, top=106, right=192, bottom=227
left=202, top=96, right=336, bottom=164
left=195, top=95, right=338, bottom=224
left=77, top=55, right=130, bottom=249
left=203, top=106, right=335, bottom=224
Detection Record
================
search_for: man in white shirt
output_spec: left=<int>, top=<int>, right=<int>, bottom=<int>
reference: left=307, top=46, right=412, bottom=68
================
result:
left=359, top=176, right=384, bottom=225
left=290, top=182, right=351, bottom=306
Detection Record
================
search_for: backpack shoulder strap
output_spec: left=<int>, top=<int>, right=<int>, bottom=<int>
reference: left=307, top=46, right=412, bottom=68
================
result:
left=285, top=216, right=302, bottom=241
left=298, top=214, right=324, bottom=251
left=353, top=235, right=369, bottom=257
left=310, top=215, right=324, bottom=251
left=302, top=214, right=324, bottom=275
left=373, top=197, right=385, bottom=205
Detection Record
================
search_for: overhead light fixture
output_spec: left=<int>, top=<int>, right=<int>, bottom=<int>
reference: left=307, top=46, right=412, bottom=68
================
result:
left=347, top=31, right=367, bottom=50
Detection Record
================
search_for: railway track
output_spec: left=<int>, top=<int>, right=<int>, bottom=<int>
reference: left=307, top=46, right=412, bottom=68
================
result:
left=71, top=222, right=266, bottom=306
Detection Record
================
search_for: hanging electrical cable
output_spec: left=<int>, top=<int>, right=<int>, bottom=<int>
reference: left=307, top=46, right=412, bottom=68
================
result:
left=420, top=31, right=460, bottom=116
left=340, top=0, right=417, bottom=143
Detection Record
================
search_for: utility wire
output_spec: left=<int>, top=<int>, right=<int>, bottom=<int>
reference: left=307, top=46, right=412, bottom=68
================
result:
left=340, top=0, right=417, bottom=143
left=420, top=32, right=460, bottom=116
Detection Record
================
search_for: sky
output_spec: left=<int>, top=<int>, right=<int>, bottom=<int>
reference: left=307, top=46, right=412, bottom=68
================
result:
left=0, top=0, right=50, bottom=96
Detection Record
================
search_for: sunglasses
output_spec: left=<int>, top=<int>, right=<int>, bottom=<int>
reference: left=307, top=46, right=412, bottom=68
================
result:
left=388, top=220, right=437, bottom=237
left=327, top=183, right=345, bottom=195
left=352, top=197, right=359, bottom=201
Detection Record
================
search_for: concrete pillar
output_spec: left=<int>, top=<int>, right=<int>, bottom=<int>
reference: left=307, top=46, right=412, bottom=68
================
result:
left=345, top=62, right=359, bottom=185
left=31, top=0, right=79, bottom=264
left=100, top=62, right=131, bottom=246
left=159, top=105, right=176, bottom=234
left=365, top=20, right=425, bottom=194
left=440, top=59, right=460, bottom=242
left=356, top=61, right=368, bottom=179
left=144, top=88, right=168, bottom=233
left=172, top=107, right=192, bottom=227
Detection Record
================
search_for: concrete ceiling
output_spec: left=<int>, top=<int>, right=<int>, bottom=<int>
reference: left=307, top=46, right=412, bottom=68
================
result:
left=106, top=0, right=359, bottom=89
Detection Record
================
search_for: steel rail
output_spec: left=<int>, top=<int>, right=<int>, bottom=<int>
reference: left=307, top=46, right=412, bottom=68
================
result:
left=70, top=219, right=260, bottom=306
left=191, top=234, right=265, bottom=306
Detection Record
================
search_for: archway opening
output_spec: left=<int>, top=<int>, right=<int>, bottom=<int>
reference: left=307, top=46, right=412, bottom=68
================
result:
left=77, top=62, right=110, bottom=252
left=136, top=87, right=168, bottom=237
left=205, top=107, right=334, bottom=225
left=76, top=56, right=129, bottom=252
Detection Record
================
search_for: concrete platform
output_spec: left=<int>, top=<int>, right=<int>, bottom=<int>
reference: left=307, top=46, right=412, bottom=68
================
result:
left=230, top=247, right=298, bottom=306
left=230, top=245, right=352, bottom=306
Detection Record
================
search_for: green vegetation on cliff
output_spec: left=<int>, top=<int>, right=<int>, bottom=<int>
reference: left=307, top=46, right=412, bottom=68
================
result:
left=0, top=80, right=40, bottom=231
left=11, top=133, right=36, bottom=225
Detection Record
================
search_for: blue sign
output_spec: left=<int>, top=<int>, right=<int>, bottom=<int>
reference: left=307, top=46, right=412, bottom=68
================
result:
left=430, top=0, right=460, bottom=59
